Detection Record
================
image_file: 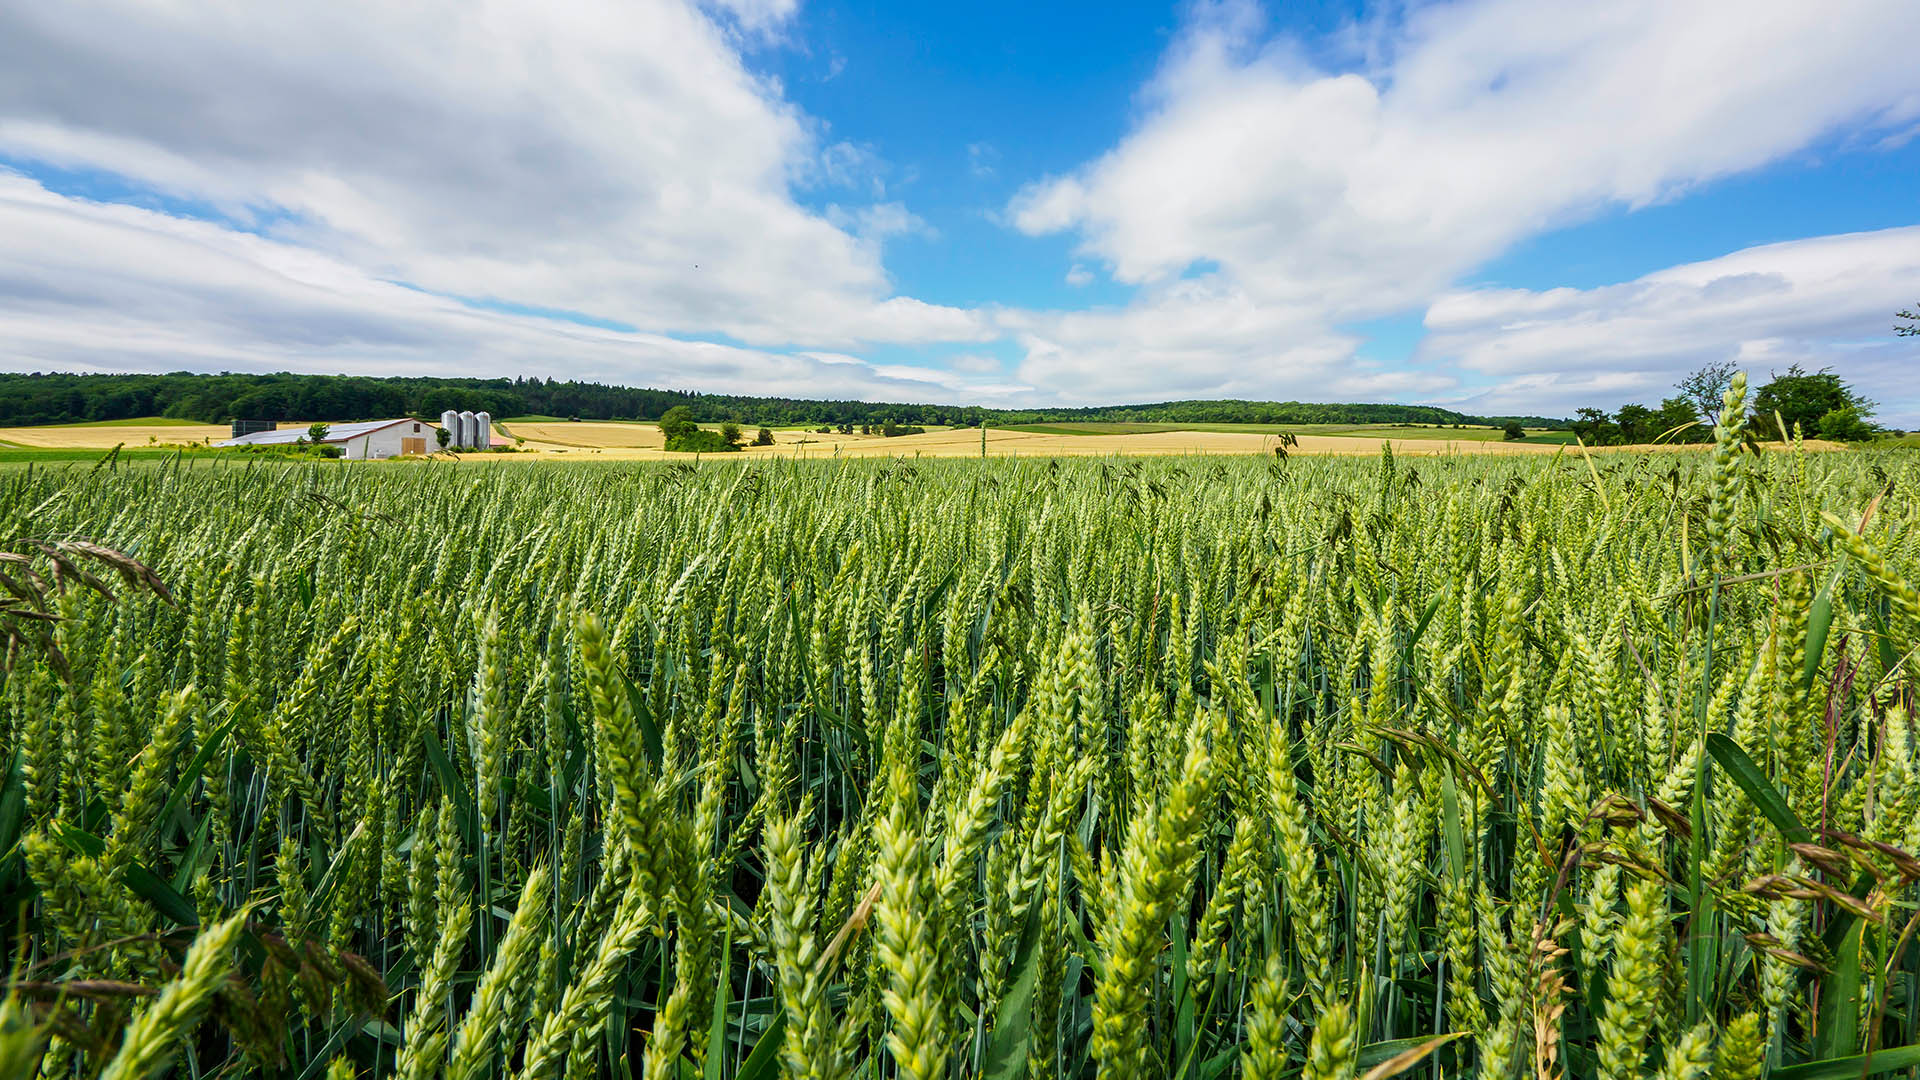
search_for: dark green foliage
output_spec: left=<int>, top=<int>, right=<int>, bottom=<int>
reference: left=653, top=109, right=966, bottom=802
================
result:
left=753, top=427, right=775, bottom=446
left=658, top=405, right=696, bottom=438
left=666, top=430, right=736, bottom=452
left=1815, top=406, right=1875, bottom=443
left=1750, top=365, right=1876, bottom=439
left=1572, top=407, right=1618, bottom=445
left=1502, top=420, right=1525, bottom=441
left=658, top=405, right=738, bottom=452
left=1614, top=403, right=1655, bottom=443
left=1655, top=395, right=1705, bottom=439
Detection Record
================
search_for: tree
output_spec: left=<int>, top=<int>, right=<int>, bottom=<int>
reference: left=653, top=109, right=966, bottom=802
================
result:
left=307, top=422, right=330, bottom=444
left=1653, top=396, right=1706, bottom=443
left=658, top=405, right=739, bottom=452
left=754, top=427, right=775, bottom=446
left=1571, top=407, right=1619, bottom=445
left=1614, top=403, right=1655, bottom=444
left=1815, top=406, right=1875, bottom=443
left=435, top=426, right=452, bottom=450
left=1749, top=365, right=1874, bottom=439
left=658, top=405, right=697, bottom=439
left=1502, top=420, right=1525, bottom=441
left=1676, top=362, right=1738, bottom=422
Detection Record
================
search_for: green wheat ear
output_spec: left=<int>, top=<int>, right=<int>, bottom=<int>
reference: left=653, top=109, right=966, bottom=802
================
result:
left=98, top=911, right=249, bottom=1080
left=1658, top=1019, right=1716, bottom=1080
left=1822, top=511, right=1920, bottom=626
left=1092, top=724, right=1215, bottom=1080
left=1240, top=949, right=1291, bottom=1080
left=447, top=864, right=551, bottom=1080
left=1712, top=1013, right=1763, bottom=1080
left=1301, top=1000, right=1357, bottom=1080
left=1596, top=880, right=1665, bottom=1080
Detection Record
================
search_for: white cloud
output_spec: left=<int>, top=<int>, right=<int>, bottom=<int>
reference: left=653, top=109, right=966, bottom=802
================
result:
left=948, top=353, right=1002, bottom=374
left=0, top=0, right=982, bottom=351
left=1064, top=265, right=1094, bottom=287
left=1419, top=226, right=1920, bottom=425
left=701, top=0, right=801, bottom=34
left=1005, top=0, right=1920, bottom=404
left=0, top=174, right=1000, bottom=404
left=826, top=201, right=933, bottom=253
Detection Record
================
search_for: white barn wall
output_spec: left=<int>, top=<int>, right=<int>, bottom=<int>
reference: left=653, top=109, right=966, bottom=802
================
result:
left=342, top=419, right=432, bottom=459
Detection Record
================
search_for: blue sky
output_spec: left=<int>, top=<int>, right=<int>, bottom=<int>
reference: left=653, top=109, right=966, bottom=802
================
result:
left=0, top=0, right=1915, bottom=422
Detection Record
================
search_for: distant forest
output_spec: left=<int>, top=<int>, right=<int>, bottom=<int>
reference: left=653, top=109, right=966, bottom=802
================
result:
left=0, top=372, right=1565, bottom=429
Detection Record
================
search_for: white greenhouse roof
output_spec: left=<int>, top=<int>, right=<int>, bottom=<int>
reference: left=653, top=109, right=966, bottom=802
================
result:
left=216, top=418, right=419, bottom=447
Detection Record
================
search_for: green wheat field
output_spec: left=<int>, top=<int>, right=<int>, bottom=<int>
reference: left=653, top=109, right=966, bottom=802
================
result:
left=0, top=392, right=1917, bottom=1079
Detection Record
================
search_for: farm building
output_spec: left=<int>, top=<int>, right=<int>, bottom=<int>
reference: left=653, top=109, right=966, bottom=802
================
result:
left=216, top=418, right=437, bottom=459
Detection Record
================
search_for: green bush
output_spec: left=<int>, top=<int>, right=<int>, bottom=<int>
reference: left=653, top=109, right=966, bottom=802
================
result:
left=664, top=428, right=737, bottom=453
left=1815, top=406, right=1876, bottom=443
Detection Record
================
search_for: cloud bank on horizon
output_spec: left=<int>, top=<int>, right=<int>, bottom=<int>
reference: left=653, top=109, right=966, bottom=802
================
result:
left=0, top=0, right=1915, bottom=422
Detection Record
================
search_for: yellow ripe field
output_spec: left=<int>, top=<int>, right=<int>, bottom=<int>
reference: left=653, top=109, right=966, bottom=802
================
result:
left=499, top=421, right=1838, bottom=459
left=0, top=417, right=1843, bottom=459
left=0, top=420, right=231, bottom=448
left=500, top=421, right=1571, bottom=459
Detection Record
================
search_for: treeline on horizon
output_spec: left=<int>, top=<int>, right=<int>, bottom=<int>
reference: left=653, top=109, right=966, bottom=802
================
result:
left=0, top=372, right=1565, bottom=429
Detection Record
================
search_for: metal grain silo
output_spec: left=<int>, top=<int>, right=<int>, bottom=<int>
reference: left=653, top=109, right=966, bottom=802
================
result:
left=474, top=411, right=492, bottom=451
left=440, top=410, right=459, bottom=448
left=457, top=410, right=477, bottom=449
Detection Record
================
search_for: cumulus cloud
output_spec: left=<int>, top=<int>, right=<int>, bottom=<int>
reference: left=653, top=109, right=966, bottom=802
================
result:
left=1005, top=0, right=1920, bottom=404
left=0, top=0, right=982, bottom=351
left=1420, top=226, right=1920, bottom=426
left=0, top=174, right=999, bottom=404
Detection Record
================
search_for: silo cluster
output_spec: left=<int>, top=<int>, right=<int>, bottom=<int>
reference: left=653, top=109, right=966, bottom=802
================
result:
left=439, top=409, right=492, bottom=450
